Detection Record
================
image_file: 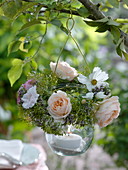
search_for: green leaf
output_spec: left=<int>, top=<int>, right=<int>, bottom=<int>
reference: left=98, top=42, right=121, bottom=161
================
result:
left=51, top=19, right=68, bottom=34
left=122, top=51, right=128, bottom=60
left=0, top=7, right=4, bottom=16
left=31, top=59, right=38, bottom=70
left=8, top=41, right=22, bottom=56
left=110, top=26, right=121, bottom=43
left=24, top=41, right=32, bottom=51
left=120, top=41, right=126, bottom=52
left=108, top=0, right=119, bottom=8
left=8, top=59, right=23, bottom=86
left=116, top=45, right=123, bottom=57
left=77, top=6, right=89, bottom=18
left=15, top=0, right=22, bottom=9
left=107, top=19, right=120, bottom=26
left=60, top=25, right=68, bottom=34
left=84, top=18, right=109, bottom=27
left=95, top=24, right=110, bottom=33
left=19, top=19, right=42, bottom=32
left=51, top=19, right=62, bottom=27
left=18, top=37, right=30, bottom=53
left=1, top=1, right=18, bottom=18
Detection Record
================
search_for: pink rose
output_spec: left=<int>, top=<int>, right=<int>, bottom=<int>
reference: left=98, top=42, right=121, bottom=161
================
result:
left=95, top=96, right=120, bottom=128
left=23, top=79, right=36, bottom=90
left=50, top=61, right=78, bottom=81
left=47, top=90, right=72, bottom=119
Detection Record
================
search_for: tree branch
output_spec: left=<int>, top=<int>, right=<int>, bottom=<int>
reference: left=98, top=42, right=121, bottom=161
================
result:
left=22, top=0, right=128, bottom=48
left=39, top=8, right=81, bottom=17
left=78, top=0, right=128, bottom=48
left=78, top=0, right=105, bottom=20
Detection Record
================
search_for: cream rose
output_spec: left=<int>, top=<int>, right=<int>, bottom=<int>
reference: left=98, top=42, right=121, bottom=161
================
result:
left=47, top=90, right=72, bottom=119
left=50, top=61, right=78, bottom=81
left=95, top=96, right=120, bottom=128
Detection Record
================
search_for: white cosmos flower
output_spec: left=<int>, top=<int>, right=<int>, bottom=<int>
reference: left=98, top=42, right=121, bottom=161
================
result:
left=95, top=92, right=108, bottom=99
left=77, top=67, right=109, bottom=91
left=21, top=86, right=39, bottom=109
left=82, top=92, right=94, bottom=99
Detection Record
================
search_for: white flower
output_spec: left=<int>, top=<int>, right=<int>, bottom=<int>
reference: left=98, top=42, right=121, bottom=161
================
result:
left=50, top=61, right=78, bottom=81
left=82, top=92, right=94, bottom=99
left=47, top=90, right=72, bottom=119
left=21, top=86, right=39, bottom=109
left=77, top=67, right=109, bottom=91
left=95, top=92, right=109, bottom=99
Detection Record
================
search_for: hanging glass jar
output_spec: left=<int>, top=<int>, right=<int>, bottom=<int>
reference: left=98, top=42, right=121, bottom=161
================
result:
left=45, top=125, right=94, bottom=156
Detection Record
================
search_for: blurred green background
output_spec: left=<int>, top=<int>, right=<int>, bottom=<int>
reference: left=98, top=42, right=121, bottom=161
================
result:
left=0, top=2, right=128, bottom=169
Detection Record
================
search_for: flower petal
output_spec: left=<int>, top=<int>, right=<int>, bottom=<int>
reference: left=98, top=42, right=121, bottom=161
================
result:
left=77, top=74, right=88, bottom=84
left=82, top=92, right=94, bottom=99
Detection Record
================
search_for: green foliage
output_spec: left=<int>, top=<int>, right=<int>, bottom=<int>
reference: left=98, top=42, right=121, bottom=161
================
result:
left=2, top=0, right=127, bottom=86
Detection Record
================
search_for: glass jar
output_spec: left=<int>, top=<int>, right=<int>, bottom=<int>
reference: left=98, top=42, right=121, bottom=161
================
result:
left=45, top=125, right=94, bottom=156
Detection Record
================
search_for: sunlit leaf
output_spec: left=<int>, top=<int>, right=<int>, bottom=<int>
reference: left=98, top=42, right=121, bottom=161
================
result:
left=19, top=19, right=43, bottom=32
left=8, top=59, right=23, bottom=86
left=19, top=42, right=28, bottom=53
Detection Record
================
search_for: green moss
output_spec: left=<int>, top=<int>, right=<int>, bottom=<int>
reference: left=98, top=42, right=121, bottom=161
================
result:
left=18, top=71, right=97, bottom=135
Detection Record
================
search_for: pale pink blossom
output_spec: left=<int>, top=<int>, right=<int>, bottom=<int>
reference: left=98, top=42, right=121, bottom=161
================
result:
left=95, top=96, right=120, bottom=128
left=50, top=61, right=78, bottom=81
left=23, top=79, right=36, bottom=90
left=47, top=90, right=72, bottom=119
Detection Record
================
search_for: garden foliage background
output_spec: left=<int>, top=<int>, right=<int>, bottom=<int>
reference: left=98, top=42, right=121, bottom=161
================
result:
left=0, top=0, right=128, bottom=169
